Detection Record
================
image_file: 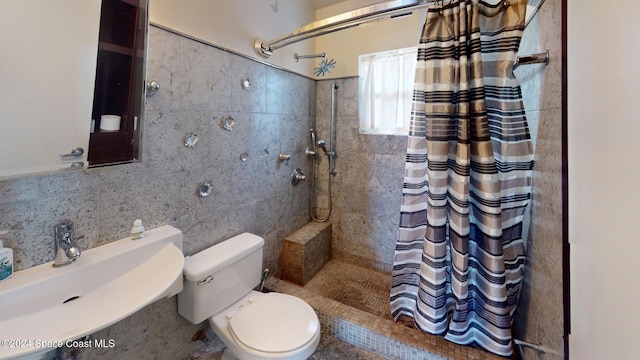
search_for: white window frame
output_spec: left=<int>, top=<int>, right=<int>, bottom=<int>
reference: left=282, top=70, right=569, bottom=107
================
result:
left=358, top=46, right=417, bottom=136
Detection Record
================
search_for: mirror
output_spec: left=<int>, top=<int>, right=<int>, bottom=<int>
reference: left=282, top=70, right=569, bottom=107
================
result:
left=0, top=0, right=148, bottom=179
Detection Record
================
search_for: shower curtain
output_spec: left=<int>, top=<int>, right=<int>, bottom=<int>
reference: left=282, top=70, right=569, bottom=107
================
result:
left=390, top=0, right=533, bottom=357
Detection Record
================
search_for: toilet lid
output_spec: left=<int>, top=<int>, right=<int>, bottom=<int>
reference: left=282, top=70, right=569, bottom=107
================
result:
left=228, top=293, right=319, bottom=353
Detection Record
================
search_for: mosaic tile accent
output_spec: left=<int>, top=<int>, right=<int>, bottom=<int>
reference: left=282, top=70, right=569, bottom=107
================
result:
left=303, top=260, right=392, bottom=319
left=283, top=221, right=332, bottom=285
left=333, top=248, right=394, bottom=274
left=266, top=265, right=504, bottom=360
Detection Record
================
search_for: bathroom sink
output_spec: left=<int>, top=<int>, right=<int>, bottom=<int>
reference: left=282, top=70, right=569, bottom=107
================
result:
left=0, top=225, right=184, bottom=360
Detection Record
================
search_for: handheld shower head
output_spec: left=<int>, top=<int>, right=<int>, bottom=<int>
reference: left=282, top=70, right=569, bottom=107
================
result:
left=317, top=139, right=328, bottom=154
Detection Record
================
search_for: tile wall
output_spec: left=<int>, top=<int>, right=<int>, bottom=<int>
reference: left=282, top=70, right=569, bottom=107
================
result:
left=512, top=0, right=565, bottom=358
left=0, top=25, right=315, bottom=359
left=314, top=79, right=407, bottom=272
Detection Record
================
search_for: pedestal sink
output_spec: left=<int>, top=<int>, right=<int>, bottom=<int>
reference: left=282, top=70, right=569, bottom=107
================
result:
left=0, top=225, right=184, bottom=360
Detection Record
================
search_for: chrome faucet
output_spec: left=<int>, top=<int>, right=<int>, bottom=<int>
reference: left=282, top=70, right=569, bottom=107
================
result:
left=53, top=220, right=81, bottom=267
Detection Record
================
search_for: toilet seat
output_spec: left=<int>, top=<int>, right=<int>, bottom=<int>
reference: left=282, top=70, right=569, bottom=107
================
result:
left=227, top=292, right=319, bottom=354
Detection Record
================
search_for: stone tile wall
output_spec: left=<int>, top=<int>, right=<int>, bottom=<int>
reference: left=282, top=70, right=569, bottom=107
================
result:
left=0, top=25, right=315, bottom=359
left=314, top=78, right=406, bottom=273
left=512, top=0, right=565, bottom=358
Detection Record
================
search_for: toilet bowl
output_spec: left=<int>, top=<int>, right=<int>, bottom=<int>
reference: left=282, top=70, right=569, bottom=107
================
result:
left=177, top=233, right=320, bottom=360
left=210, top=291, right=320, bottom=360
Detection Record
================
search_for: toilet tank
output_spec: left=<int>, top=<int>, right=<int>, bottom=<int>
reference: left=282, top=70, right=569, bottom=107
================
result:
left=178, top=233, right=264, bottom=324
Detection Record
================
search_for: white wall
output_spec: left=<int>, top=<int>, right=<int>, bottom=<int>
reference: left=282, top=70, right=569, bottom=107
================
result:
left=314, top=0, right=425, bottom=78
left=568, top=1, right=640, bottom=358
left=149, top=0, right=317, bottom=77
left=148, top=1, right=427, bottom=79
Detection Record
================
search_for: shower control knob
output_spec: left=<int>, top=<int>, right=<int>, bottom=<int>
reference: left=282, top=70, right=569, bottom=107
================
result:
left=291, top=168, right=306, bottom=185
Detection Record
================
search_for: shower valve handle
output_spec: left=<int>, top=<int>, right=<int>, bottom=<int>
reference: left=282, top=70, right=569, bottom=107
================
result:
left=291, top=168, right=306, bottom=185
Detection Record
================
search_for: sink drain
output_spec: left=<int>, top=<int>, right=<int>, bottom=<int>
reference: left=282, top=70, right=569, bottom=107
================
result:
left=62, top=296, right=80, bottom=304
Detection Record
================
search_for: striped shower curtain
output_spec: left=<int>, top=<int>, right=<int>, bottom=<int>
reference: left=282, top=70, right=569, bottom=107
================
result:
left=390, top=0, right=533, bottom=357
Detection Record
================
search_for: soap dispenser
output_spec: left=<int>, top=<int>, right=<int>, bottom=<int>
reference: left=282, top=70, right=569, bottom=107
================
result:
left=0, top=236, right=13, bottom=283
left=131, top=219, right=145, bottom=240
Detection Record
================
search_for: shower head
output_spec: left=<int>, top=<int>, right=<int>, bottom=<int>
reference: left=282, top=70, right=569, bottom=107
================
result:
left=317, top=139, right=328, bottom=154
left=315, top=58, right=336, bottom=77
left=294, top=52, right=335, bottom=76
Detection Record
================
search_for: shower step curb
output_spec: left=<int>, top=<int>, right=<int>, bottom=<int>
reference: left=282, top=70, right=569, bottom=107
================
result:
left=265, top=277, right=502, bottom=360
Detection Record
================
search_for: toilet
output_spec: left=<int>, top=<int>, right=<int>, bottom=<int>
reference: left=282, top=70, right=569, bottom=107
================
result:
left=178, top=233, right=320, bottom=360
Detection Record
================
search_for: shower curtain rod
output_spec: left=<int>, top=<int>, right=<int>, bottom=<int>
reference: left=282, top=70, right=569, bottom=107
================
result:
left=254, top=0, right=547, bottom=67
left=254, top=0, right=433, bottom=58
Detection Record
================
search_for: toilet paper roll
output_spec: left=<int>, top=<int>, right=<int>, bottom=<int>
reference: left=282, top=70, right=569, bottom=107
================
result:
left=100, top=115, right=121, bottom=131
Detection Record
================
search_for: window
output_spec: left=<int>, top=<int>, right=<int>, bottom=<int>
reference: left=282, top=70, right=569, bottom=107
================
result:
left=358, top=46, right=417, bottom=135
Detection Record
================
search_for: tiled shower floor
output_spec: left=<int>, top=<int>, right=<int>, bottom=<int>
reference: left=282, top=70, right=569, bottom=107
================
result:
left=302, top=259, right=394, bottom=320
left=268, top=259, right=504, bottom=360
